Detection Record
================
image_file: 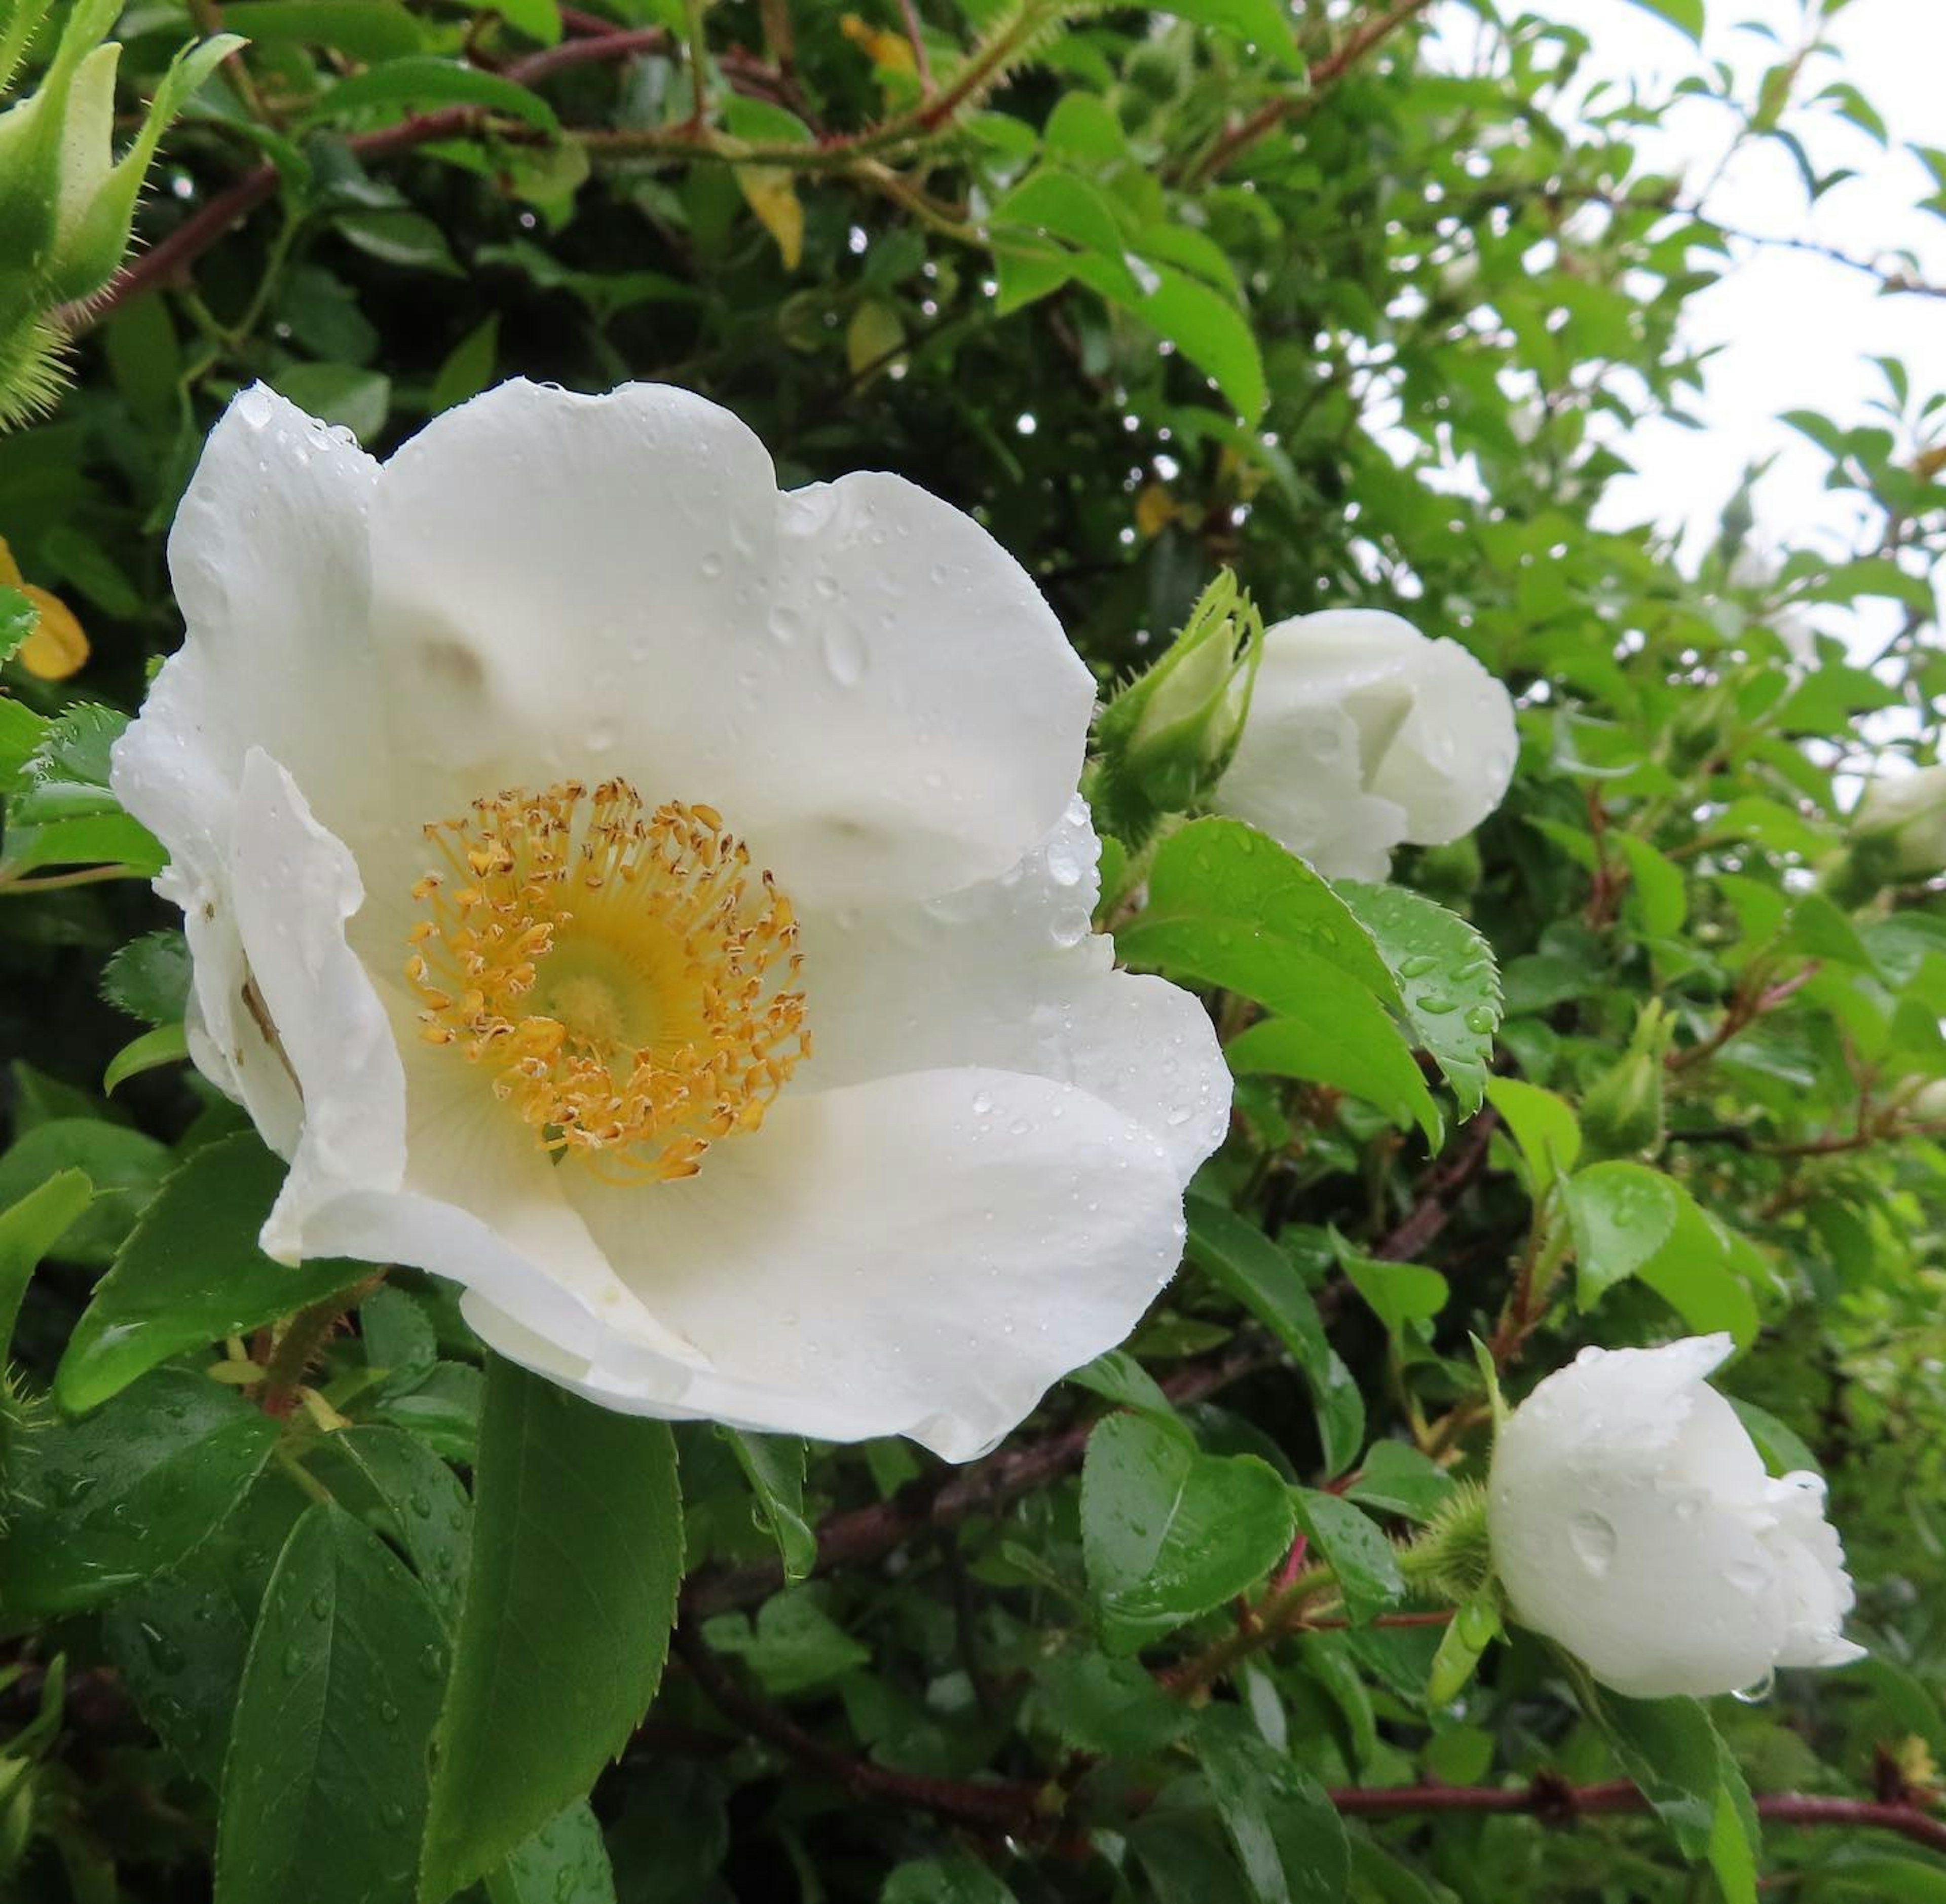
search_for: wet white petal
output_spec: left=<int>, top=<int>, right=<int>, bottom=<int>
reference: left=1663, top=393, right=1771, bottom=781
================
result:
left=1489, top=1335, right=1861, bottom=1699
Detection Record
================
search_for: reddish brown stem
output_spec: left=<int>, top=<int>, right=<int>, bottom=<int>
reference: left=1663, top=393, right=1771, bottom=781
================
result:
left=682, top=1330, right=1279, bottom=1616
left=1190, top=0, right=1436, bottom=185
left=80, top=26, right=687, bottom=328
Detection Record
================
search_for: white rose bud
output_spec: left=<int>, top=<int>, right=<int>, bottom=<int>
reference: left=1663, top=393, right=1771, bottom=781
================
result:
left=1211, top=609, right=1517, bottom=881
left=1852, top=763, right=1946, bottom=878
left=1489, top=1335, right=1863, bottom=1700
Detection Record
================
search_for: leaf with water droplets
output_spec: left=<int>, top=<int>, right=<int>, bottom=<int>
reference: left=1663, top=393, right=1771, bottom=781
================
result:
left=483, top=1802, right=617, bottom=1904
left=1339, top=882, right=1502, bottom=1117
left=1081, top=1411, right=1295, bottom=1655
left=0, top=1366, right=280, bottom=1618
left=216, top=1503, right=446, bottom=1904
left=56, top=1132, right=370, bottom=1415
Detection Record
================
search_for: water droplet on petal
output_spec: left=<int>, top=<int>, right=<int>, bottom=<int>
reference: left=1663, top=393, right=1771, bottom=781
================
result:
left=1568, top=1510, right=1617, bottom=1577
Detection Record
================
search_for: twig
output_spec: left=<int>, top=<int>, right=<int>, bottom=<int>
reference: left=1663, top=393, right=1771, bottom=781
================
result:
left=1372, top=1107, right=1500, bottom=1262
left=1189, top=0, right=1436, bottom=185
left=77, top=26, right=686, bottom=328
left=671, top=1625, right=1048, bottom=1833
left=1329, top=1779, right=1946, bottom=1857
left=682, top=1329, right=1281, bottom=1615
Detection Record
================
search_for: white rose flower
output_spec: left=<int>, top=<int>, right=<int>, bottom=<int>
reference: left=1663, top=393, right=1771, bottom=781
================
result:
left=110, top=379, right=1230, bottom=1461
left=1212, top=609, right=1516, bottom=880
left=1489, top=1334, right=1863, bottom=1700
left=1853, top=762, right=1946, bottom=877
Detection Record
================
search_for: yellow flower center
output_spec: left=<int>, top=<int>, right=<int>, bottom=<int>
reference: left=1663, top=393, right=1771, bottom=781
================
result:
left=404, top=779, right=808, bottom=1182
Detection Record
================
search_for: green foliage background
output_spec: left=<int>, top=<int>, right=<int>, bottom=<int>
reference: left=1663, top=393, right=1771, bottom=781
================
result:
left=2, top=0, right=1945, bottom=1899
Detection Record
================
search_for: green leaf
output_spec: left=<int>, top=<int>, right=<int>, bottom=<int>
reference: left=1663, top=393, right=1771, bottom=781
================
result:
left=1621, top=0, right=1703, bottom=40
left=269, top=363, right=392, bottom=444
left=1427, top=1595, right=1500, bottom=1704
left=1614, top=835, right=1688, bottom=938
left=0, top=1368, right=279, bottom=1617
left=1576, top=1676, right=1734, bottom=1859
left=1291, top=1490, right=1403, bottom=1625
left=883, top=1855, right=1018, bottom=1903
left=1070, top=1346, right=1178, bottom=1423
left=1631, top=1187, right=1761, bottom=1348
left=724, top=1429, right=817, bottom=1585
left=699, top=1591, right=870, bottom=1696
left=215, top=1504, right=447, bottom=1904
left=217, top=0, right=426, bottom=57
left=0, top=582, right=36, bottom=666
left=302, top=1425, right=471, bottom=1631
left=1340, top=882, right=1502, bottom=1115
left=483, top=1804, right=616, bottom=1904
left=1562, top=1161, right=1681, bottom=1306
left=1157, top=0, right=1302, bottom=67
left=429, top=314, right=500, bottom=415
left=307, top=56, right=561, bottom=133
left=56, top=1133, right=370, bottom=1414
left=420, top=1355, right=683, bottom=1903
left=100, top=929, right=191, bottom=1025
left=102, top=1476, right=309, bottom=1790
left=1184, top=1197, right=1363, bottom=1475
left=1339, top=1246, right=1449, bottom=1339
left=1121, top=822, right=1436, bottom=1142
left=0, top=1168, right=91, bottom=1358
left=1195, top=1707, right=1350, bottom=1904
left=1117, top=819, right=1398, bottom=1001
left=0, top=1116, right=171, bottom=1266
left=1483, top=1077, right=1581, bottom=1194
left=1082, top=254, right=1267, bottom=421
left=1226, top=1009, right=1442, bottom=1148
left=103, top=1020, right=189, bottom=1094
left=1343, top=1442, right=1453, bottom=1523
left=1080, top=1411, right=1295, bottom=1655
left=1034, top=1649, right=1193, bottom=1756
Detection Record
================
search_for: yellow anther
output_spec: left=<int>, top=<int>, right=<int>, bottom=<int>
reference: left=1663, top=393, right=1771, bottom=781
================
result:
left=405, top=779, right=807, bottom=1184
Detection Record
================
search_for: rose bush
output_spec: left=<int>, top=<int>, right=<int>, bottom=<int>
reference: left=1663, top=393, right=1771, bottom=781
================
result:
left=1, top=3, right=1942, bottom=1902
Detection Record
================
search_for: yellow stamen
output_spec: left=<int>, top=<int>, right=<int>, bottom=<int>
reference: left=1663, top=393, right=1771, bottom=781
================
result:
left=404, top=779, right=808, bottom=1184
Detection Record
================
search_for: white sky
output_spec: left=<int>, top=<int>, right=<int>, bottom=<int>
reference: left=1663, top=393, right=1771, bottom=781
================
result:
left=1434, top=0, right=1946, bottom=600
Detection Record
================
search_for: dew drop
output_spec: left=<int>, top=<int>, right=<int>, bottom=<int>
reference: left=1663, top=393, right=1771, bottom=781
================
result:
left=1731, top=1669, right=1775, bottom=1705
left=1398, top=953, right=1438, bottom=979
left=769, top=605, right=804, bottom=646
left=1567, top=1510, right=1617, bottom=1577
left=820, top=623, right=867, bottom=686
left=1463, top=1004, right=1496, bottom=1034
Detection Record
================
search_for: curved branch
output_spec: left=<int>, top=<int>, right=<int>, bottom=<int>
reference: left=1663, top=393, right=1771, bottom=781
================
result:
left=77, top=26, right=683, bottom=329
left=682, top=1328, right=1281, bottom=1616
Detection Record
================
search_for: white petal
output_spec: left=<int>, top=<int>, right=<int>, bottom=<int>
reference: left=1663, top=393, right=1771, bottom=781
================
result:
left=1213, top=608, right=1513, bottom=873
left=1764, top=1472, right=1863, bottom=1669
left=1490, top=1336, right=1791, bottom=1698
left=1365, top=637, right=1518, bottom=846
left=796, top=801, right=1228, bottom=1181
left=519, top=1067, right=1187, bottom=1460
left=294, top=1003, right=709, bottom=1378
left=142, top=384, right=388, bottom=849
left=227, top=750, right=407, bottom=1260
left=365, top=381, right=1092, bottom=905
left=110, top=387, right=385, bottom=1132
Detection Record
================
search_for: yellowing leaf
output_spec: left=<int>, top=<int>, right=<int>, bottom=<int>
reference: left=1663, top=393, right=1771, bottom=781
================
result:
left=845, top=299, right=905, bottom=381
left=20, top=585, right=89, bottom=679
left=840, top=12, right=916, bottom=73
left=0, top=540, right=90, bottom=679
left=1135, top=482, right=1176, bottom=538
left=737, top=165, right=804, bottom=270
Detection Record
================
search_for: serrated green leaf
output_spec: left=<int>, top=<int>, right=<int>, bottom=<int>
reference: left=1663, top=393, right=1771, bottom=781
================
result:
left=420, top=1355, right=682, bottom=1902
left=1185, top=1196, right=1363, bottom=1475
left=215, top=1503, right=447, bottom=1904
left=1081, top=1411, right=1294, bottom=1654
left=1340, top=882, right=1502, bottom=1114
left=56, top=1133, right=370, bottom=1414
